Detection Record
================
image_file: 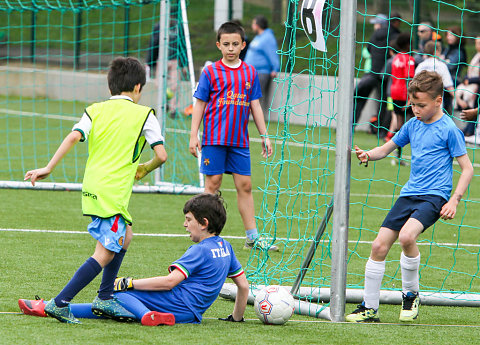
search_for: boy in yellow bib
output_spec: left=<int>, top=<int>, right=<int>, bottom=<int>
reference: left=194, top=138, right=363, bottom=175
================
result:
left=24, top=57, right=168, bottom=324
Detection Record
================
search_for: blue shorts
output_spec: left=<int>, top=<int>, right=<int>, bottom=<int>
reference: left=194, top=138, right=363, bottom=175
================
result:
left=381, top=195, right=447, bottom=232
left=200, top=145, right=251, bottom=176
left=87, top=215, right=127, bottom=253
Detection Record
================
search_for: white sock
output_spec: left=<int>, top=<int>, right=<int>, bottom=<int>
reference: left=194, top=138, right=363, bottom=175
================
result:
left=363, top=258, right=385, bottom=310
left=400, top=252, right=420, bottom=294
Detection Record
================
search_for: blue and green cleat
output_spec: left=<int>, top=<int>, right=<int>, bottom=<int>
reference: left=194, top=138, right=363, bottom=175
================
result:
left=44, top=299, right=81, bottom=324
left=91, top=296, right=136, bottom=322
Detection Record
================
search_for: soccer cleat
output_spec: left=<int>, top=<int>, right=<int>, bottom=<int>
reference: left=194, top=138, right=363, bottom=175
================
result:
left=91, top=296, right=136, bottom=322
left=399, top=292, right=420, bottom=322
left=18, top=295, right=47, bottom=317
left=345, top=303, right=380, bottom=322
left=141, top=311, right=175, bottom=326
left=244, top=237, right=279, bottom=252
left=44, top=299, right=81, bottom=324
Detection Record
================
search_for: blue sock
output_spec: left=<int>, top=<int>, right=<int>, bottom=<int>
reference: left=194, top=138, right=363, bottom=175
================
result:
left=114, top=292, right=149, bottom=320
left=54, top=257, right=102, bottom=307
left=69, top=303, right=101, bottom=319
left=98, top=248, right=126, bottom=300
left=246, top=228, right=258, bottom=241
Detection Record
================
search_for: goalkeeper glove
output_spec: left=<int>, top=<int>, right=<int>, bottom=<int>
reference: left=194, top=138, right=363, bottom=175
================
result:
left=218, top=314, right=244, bottom=322
left=113, top=277, right=134, bottom=292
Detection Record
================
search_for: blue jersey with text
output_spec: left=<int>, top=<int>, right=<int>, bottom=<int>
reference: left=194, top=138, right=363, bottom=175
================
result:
left=193, top=60, right=262, bottom=148
left=392, top=114, right=466, bottom=200
left=167, top=236, right=243, bottom=322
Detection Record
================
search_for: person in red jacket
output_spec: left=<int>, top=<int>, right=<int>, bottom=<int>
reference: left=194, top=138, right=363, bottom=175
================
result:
left=386, top=33, right=416, bottom=165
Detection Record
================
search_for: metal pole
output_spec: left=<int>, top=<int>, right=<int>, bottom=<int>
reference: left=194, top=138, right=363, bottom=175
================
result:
left=30, top=11, right=36, bottom=63
left=413, top=0, right=421, bottom=50
left=291, top=199, right=334, bottom=296
left=330, top=0, right=357, bottom=322
left=228, top=0, right=233, bottom=21
left=179, top=0, right=204, bottom=188
left=74, top=10, right=82, bottom=70
left=124, top=5, right=130, bottom=56
left=155, top=0, right=170, bottom=183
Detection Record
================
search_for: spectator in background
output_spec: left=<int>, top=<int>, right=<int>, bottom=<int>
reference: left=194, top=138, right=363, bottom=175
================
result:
left=416, top=22, right=442, bottom=54
left=441, top=26, right=467, bottom=114
left=244, top=15, right=280, bottom=113
left=442, top=26, right=467, bottom=82
left=457, top=36, right=480, bottom=137
left=353, top=12, right=402, bottom=137
left=415, top=40, right=454, bottom=112
left=360, top=14, right=388, bottom=74
left=386, top=33, right=416, bottom=166
left=461, top=107, right=480, bottom=144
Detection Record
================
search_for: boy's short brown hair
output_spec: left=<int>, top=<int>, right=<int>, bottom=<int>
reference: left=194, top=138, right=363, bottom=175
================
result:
left=408, top=70, right=444, bottom=99
left=217, top=21, right=245, bottom=42
left=423, top=40, right=441, bottom=56
left=183, top=193, right=227, bottom=236
left=108, top=57, right=146, bottom=96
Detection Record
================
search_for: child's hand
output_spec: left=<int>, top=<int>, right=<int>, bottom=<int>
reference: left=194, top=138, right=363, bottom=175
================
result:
left=189, top=136, right=201, bottom=158
left=262, top=137, right=272, bottom=158
left=460, top=108, right=478, bottom=122
left=354, top=145, right=369, bottom=166
left=439, top=200, right=458, bottom=220
left=24, top=167, right=52, bottom=186
left=135, top=164, right=149, bottom=180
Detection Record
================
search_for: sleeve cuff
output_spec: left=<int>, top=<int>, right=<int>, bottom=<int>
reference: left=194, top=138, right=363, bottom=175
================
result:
left=73, top=128, right=86, bottom=142
left=150, top=140, right=164, bottom=148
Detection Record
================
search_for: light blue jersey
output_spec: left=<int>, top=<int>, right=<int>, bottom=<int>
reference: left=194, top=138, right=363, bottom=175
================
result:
left=392, top=114, right=466, bottom=201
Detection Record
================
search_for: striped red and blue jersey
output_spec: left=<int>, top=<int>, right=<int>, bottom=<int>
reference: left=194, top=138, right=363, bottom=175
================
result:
left=193, top=60, right=262, bottom=148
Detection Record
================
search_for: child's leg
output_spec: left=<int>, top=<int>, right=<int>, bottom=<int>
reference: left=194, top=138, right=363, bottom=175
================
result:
left=54, top=243, right=111, bottom=307
left=69, top=303, right=102, bottom=319
left=398, top=218, right=424, bottom=293
left=114, top=292, right=150, bottom=320
left=232, top=173, right=256, bottom=233
left=364, top=227, right=398, bottom=309
left=97, top=225, right=133, bottom=300
left=115, top=292, right=176, bottom=326
left=204, top=174, right=223, bottom=194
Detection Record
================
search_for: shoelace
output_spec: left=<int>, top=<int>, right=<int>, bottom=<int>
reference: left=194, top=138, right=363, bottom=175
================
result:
left=353, top=304, right=367, bottom=313
left=402, top=294, right=416, bottom=310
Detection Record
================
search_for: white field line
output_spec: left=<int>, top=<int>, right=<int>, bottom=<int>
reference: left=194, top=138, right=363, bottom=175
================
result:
left=1, top=228, right=479, bottom=248
left=201, top=317, right=480, bottom=328
left=4, top=107, right=480, bottom=168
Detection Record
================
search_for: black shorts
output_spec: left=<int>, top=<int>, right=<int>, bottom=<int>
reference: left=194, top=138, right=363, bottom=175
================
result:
left=392, top=99, right=413, bottom=119
left=381, top=195, right=447, bottom=232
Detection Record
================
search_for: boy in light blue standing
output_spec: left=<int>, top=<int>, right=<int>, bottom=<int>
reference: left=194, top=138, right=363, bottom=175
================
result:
left=347, top=70, right=473, bottom=323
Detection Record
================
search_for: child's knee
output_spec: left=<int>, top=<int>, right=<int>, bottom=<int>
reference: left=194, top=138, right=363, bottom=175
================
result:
left=235, top=177, right=252, bottom=194
left=398, top=231, right=416, bottom=249
left=371, top=239, right=390, bottom=259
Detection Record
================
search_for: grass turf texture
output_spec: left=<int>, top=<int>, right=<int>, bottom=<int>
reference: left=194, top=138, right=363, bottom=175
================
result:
left=2, top=125, right=480, bottom=343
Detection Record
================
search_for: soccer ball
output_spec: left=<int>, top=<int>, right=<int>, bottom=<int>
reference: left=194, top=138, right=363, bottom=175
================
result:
left=254, top=285, right=295, bottom=325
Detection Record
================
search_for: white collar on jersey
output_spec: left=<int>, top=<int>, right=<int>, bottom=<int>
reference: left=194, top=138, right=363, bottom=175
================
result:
left=110, top=95, right=133, bottom=102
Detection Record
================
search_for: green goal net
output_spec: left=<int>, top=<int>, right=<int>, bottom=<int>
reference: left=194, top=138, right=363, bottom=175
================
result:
left=0, top=0, right=202, bottom=193
left=239, top=0, right=480, bottom=317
